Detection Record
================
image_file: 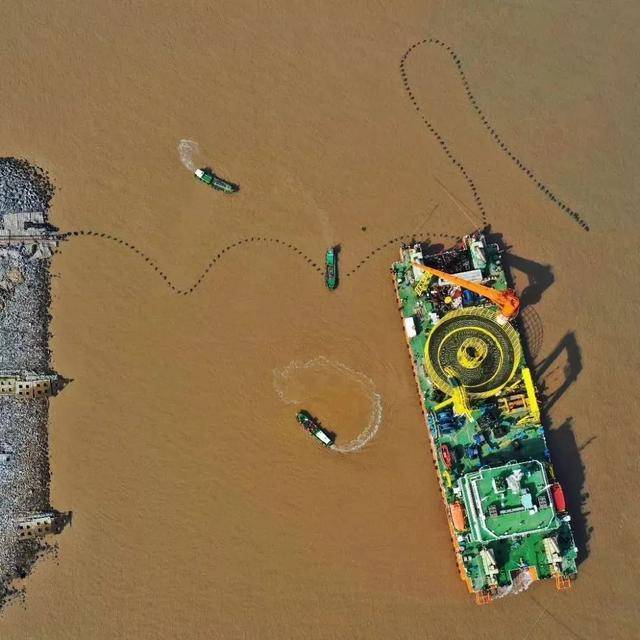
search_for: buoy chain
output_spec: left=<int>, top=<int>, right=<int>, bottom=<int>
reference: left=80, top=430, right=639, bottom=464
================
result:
left=400, top=38, right=590, bottom=232
left=59, top=229, right=460, bottom=288
left=60, top=232, right=322, bottom=294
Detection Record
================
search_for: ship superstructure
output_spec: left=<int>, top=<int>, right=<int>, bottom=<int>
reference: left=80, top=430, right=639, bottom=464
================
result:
left=391, top=231, right=577, bottom=603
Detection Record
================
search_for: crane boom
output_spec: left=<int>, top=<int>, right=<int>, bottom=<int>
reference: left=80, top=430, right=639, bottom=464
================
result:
left=411, top=262, right=520, bottom=322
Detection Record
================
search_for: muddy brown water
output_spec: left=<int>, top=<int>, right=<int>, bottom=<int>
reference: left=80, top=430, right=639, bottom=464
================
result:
left=1, top=2, right=638, bottom=638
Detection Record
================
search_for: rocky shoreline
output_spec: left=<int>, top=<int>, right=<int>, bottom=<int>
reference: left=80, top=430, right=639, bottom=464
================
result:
left=0, top=158, right=69, bottom=608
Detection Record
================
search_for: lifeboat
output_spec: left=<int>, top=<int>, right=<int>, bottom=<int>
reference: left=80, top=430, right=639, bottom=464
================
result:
left=450, top=502, right=466, bottom=531
left=440, top=444, right=453, bottom=469
left=551, top=483, right=566, bottom=512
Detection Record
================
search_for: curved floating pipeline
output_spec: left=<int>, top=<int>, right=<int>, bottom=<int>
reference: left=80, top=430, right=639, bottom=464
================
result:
left=58, top=229, right=463, bottom=293
left=400, top=38, right=590, bottom=232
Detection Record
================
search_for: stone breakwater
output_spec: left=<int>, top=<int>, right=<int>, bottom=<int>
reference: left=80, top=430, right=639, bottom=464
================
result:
left=0, top=158, right=69, bottom=608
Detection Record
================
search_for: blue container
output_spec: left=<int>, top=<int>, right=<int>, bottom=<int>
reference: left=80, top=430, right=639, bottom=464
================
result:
left=462, top=289, right=476, bottom=307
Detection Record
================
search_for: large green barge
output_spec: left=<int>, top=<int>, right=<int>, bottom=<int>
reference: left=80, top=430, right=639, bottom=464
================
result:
left=391, top=231, right=577, bottom=603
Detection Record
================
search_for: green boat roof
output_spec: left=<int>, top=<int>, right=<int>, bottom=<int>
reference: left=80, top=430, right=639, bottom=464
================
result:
left=459, top=461, right=557, bottom=542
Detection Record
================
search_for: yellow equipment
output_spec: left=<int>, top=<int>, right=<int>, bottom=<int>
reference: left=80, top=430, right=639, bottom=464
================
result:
left=424, top=308, right=522, bottom=400
left=445, top=366, right=473, bottom=419
left=414, top=273, right=432, bottom=296
left=498, top=394, right=527, bottom=414
left=457, top=336, right=489, bottom=369
left=434, top=397, right=453, bottom=411
left=522, top=367, right=541, bottom=422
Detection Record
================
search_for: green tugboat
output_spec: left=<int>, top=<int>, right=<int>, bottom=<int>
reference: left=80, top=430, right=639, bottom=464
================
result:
left=392, top=231, right=577, bottom=604
left=296, top=410, right=335, bottom=447
left=325, top=247, right=338, bottom=290
left=194, top=168, right=239, bottom=194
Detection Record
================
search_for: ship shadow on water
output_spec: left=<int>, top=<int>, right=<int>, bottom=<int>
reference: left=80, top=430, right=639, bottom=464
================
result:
left=503, top=252, right=554, bottom=308
left=536, top=332, right=592, bottom=565
left=486, top=228, right=556, bottom=306
left=331, top=244, right=341, bottom=289
left=492, top=231, right=592, bottom=566
left=545, top=417, right=593, bottom=566
left=536, top=331, right=581, bottom=414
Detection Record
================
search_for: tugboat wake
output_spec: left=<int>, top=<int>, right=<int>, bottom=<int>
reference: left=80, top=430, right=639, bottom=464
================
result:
left=273, top=356, right=382, bottom=453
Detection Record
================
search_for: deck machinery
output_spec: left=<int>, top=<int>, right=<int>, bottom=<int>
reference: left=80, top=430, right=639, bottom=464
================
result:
left=391, top=231, right=577, bottom=603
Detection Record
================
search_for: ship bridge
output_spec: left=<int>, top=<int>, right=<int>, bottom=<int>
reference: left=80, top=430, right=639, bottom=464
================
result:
left=459, top=461, right=557, bottom=543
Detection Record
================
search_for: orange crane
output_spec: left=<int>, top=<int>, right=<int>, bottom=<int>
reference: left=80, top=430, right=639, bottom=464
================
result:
left=412, top=262, right=520, bottom=323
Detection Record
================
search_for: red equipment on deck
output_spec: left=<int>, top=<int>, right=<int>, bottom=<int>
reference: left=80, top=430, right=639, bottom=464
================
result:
left=551, top=483, right=566, bottom=512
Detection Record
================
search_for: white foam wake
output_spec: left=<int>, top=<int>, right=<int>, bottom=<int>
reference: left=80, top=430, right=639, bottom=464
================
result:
left=178, top=139, right=201, bottom=173
left=493, top=568, right=534, bottom=599
left=272, top=356, right=382, bottom=453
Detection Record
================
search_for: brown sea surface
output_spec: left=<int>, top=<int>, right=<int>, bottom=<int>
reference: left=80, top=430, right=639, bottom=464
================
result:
left=1, top=1, right=638, bottom=638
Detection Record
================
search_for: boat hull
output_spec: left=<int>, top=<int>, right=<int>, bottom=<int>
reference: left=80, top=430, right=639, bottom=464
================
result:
left=391, top=232, right=578, bottom=602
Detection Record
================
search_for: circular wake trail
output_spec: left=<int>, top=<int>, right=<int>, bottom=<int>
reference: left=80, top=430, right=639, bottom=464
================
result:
left=273, top=356, right=382, bottom=453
